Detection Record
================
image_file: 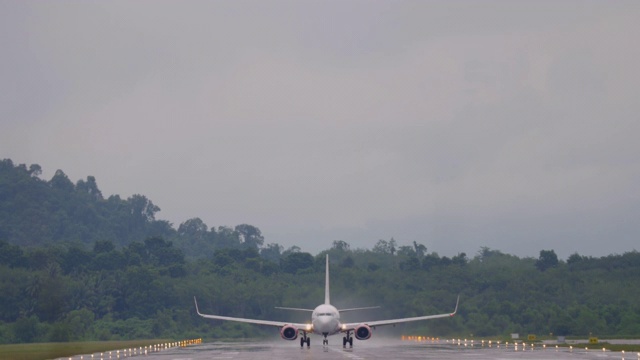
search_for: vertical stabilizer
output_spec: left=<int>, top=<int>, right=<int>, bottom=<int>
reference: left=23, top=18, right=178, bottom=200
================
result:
left=325, top=254, right=330, bottom=304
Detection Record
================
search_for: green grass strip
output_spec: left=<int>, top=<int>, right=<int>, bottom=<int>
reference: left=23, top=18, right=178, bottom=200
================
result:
left=0, top=339, right=172, bottom=360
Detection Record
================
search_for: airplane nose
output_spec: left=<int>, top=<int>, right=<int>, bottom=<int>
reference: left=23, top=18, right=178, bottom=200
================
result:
left=315, top=316, right=335, bottom=331
left=321, top=317, right=338, bottom=330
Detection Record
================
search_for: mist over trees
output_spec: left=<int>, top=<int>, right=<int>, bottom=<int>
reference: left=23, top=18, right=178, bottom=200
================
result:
left=1, top=159, right=639, bottom=344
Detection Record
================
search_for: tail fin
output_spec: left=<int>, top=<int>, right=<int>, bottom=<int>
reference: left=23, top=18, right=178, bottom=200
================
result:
left=325, top=254, right=330, bottom=305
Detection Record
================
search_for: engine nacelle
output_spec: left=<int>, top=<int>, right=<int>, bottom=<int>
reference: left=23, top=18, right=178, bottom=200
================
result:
left=280, top=325, right=298, bottom=340
left=355, top=324, right=372, bottom=340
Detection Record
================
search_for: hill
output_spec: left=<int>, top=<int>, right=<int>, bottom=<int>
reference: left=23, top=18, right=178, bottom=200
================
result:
left=0, top=159, right=265, bottom=258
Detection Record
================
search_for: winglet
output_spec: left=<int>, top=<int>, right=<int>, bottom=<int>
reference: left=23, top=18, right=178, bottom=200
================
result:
left=194, top=296, right=201, bottom=315
left=450, top=295, right=460, bottom=316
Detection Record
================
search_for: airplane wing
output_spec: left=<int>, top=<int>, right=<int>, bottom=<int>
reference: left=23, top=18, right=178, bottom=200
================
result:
left=342, top=295, right=459, bottom=330
left=194, top=297, right=308, bottom=328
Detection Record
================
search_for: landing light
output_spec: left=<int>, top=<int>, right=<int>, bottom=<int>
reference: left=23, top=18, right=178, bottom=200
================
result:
left=306, top=324, right=312, bottom=331
left=341, top=324, right=346, bottom=330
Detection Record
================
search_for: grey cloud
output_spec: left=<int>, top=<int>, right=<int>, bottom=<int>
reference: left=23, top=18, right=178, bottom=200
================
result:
left=1, top=1, right=639, bottom=259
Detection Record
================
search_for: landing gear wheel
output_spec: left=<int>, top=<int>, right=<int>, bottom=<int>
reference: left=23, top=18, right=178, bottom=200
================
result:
left=323, top=339, right=328, bottom=345
left=306, top=337, right=311, bottom=348
left=348, top=337, right=353, bottom=347
left=300, top=337, right=305, bottom=348
left=343, top=337, right=347, bottom=347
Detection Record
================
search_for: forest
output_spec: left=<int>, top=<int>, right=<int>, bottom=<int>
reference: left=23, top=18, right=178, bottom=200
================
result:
left=1, top=158, right=639, bottom=344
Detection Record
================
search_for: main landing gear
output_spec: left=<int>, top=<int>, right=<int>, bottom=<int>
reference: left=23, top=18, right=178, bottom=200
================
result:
left=343, top=331, right=353, bottom=348
left=300, top=333, right=310, bottom=348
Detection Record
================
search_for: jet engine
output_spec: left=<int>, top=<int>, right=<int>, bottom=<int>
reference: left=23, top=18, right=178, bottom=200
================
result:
left=355, top=324, right=372, bottom=340
left=280, top=325, right=298, bottom=340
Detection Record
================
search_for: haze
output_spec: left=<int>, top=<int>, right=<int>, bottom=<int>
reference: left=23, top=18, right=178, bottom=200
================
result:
left=2, top=1, right=639, bottom=259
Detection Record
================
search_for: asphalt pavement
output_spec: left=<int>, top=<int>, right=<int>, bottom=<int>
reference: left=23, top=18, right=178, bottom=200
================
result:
left=54, top=338, right=640, bottom=360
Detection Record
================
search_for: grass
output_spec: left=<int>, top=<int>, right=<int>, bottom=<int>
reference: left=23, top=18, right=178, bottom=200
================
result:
left=0, top=339, right=172, bottom=360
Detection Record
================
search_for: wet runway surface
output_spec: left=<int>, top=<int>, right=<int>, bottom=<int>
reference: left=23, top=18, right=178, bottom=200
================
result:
left=65, top=339, right=640, bottom=360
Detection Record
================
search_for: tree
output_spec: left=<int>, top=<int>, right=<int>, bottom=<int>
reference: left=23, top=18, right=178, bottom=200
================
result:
left=260, top=243, right=283, bottom=262
left=143, top=237, right=185, bottom=267
left=476, top=246, right=505, bottom=262
left=216, top=226, right=241, bottom=248
left=452, top=252, right=468, bottom=266
left=0, top=240, right=26, bottom=267
left=397, top=246, right=416, bottom=257
left=422, top=252, right=441, bottom=270
left=235, top=224, right=264, bottom=249
left=13, top=316, right=41, bottom=343
left=76, top=176, right=103, bottom=200
left=567, top=252, right=584, bottom=265
left=413, top=241, right=427, bottom=258
left=341, top=256, right=355, bottom=268
left=372, top=238, right=397, bottom=254
left=536, top=250, right=559, bottom=272
left=281, top=252, right=314, bottom=274
left=332, top=240, right=350, bottom=252
left=28, top=164, right=42, bottom=178
left=178, top=218, right=208, bottom=236
left=49, top=170, right=74, bottom=192
left=94, top=240, right=115, bottom=254
left=399, top=256, right=420, bottom=271
left=127, top=194, right=160, bottom=222
left=64, top=308, right=95, bottom=340
left=282, top=246, right=301, bottom=257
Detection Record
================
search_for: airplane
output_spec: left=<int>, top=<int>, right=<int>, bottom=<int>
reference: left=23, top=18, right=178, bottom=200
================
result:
left=194, top=254, right=459, bottom=348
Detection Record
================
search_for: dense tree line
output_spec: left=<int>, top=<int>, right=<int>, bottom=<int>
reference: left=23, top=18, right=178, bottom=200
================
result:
left=1, top=237, right=639, bottom=344
left=1, top=159, right=639, bottom=344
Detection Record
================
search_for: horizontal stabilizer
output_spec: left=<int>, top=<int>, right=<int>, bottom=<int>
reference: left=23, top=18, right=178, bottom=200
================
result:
left=275, top=306, right=314, bottom=312
left=339, top=306, right=380, bottom=312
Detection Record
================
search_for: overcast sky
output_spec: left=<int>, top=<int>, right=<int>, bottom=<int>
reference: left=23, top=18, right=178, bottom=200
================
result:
left=2, top=1, right=639, bottom=259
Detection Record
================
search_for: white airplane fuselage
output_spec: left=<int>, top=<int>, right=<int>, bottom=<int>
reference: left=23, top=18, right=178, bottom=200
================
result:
left=311, top=304, right=341, bottom=336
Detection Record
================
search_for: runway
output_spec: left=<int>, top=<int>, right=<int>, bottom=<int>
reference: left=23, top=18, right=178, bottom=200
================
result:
left=59, top=339, right=640, bottom=360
